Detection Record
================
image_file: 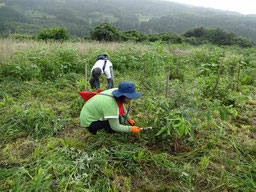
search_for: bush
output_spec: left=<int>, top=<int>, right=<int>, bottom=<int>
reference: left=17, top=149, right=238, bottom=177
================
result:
left=8, top=33, right=35, bottom=40
left=234, top=36, right=255, bottom=48
left=148, top=33, right=160, bottom=42
left=159, top=33, right=183, bottom=44
left=121, top=30, right=148, bottom=42
left=183, top=27, right=206, bottom=38
left=183, top=27, right=255, bottom=47
left=207, top=28, right=236, bottom=46
left=37, top=27, right=70, bottom=41
left=89, top=23, right=120, bottom=41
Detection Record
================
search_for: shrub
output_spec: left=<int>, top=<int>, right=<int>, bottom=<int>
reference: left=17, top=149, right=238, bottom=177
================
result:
left=8, top=33, right=35, bottom=40
left=89, top=23, right=120, bottom=41
left=183, top=27, right=255, bottom=47
left=183, top=27, right=206, bottom=38
left=37, top=27, right=70, bottom=41
left=159, top=33, right=183, bottom=44
left=234, top=36, right=255, bottom=48
left=121, top=30, right=148, bottom=42
left=148, top=33, right=160, bottom=42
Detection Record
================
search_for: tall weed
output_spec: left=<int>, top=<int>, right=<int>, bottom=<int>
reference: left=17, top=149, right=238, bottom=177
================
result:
left=1, top=47, right=84, bottom=81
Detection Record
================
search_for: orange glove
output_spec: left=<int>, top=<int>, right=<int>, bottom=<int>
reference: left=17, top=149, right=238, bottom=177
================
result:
left=131, top=126, right=140, bottom=133
left=128, top=118, right=135, bottom=126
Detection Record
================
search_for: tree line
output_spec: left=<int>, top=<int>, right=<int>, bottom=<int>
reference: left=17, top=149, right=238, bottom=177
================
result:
left=7, top=23, right=255, bottom=48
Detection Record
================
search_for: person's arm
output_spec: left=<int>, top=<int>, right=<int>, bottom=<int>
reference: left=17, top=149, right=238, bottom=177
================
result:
left=108, top=118, right=132, bottom=132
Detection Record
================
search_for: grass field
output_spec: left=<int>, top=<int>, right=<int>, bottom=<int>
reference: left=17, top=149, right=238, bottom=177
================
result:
left=0, top=38, right=255, bottom=191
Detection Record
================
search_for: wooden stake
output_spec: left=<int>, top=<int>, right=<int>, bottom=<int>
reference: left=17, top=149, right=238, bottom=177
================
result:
left=236, top=56, right=241, bottom=91
left=165, top=65, right=170, bottom=98
left=85, top=61, right=87, bottom=91
left=212, top=58, right=224, bottom=98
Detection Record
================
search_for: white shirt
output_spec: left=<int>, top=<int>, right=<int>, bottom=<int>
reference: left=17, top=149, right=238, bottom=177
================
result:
left=91, top=60, right=113, bottom=79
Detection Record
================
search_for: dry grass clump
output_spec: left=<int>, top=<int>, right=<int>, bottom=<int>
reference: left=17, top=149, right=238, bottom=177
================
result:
left=0, top=39, right=150, bottom=62
left=0, top=39, right=51, bottom=62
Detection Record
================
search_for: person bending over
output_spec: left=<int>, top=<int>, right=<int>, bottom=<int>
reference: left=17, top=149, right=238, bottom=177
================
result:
left=89, top=54, right=114, bottom=90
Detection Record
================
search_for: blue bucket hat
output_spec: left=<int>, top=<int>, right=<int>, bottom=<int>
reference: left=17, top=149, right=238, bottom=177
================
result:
left=112, top=82, right=141, bottom=99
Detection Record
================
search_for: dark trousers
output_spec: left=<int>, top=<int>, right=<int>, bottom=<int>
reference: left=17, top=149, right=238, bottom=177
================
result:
left=87, top=120, right=115, bottom=135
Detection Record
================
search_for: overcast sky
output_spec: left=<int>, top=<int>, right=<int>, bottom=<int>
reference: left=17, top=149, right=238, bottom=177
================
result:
left=165, top=0, right=256, bottom=15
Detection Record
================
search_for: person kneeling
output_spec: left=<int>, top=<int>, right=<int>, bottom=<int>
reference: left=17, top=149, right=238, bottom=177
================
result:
left=80, top=82, right=141, bottom=134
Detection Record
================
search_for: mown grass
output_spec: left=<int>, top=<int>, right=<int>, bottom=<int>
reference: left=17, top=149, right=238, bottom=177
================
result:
left=0, top=39, right=255, bottom=191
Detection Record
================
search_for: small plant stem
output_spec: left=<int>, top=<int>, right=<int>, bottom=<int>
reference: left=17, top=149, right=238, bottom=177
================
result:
left=64, top=166, right=76, bottom=192
left=212, top=57, right=224, bottom=98
left=165, top=65, right=170, bottom=98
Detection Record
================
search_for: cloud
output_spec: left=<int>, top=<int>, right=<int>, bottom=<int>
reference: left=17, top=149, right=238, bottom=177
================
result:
left=166, top=0, right=256, bottom=14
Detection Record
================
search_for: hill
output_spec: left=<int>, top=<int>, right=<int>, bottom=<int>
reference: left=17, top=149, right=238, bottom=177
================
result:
left=0, top=0, right=256, bottom=42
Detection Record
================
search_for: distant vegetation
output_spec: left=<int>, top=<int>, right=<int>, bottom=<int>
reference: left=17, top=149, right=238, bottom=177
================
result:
left=16, top=24, right=253, bottom=48
left=89, top=23, right=254, bottom=48
left=183, top=27, right=255, bottom=48
left=1, top=0, right=256, bottom=43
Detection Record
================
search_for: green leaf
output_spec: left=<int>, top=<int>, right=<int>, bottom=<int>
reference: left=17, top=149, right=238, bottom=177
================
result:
left=230, top=108, right=238, bottom=117
left=206, top=111, right=211, bottom=121
left=219, top=108, right=225, bottom=120
left=184, top=125, right=190, bottom=135
left=173, top=123, right=181, bottom=128
left=178, top=123, right=185, bottom=136
left=214, top=100, right=219, bottom=109
left=156, top=127, right=166, bottom=136
left=59, top=139, right=66, bottom=146
left=157, top=48, right=163, bottom=54
left=223, top=107, right=230, bottom=121
left=170, top=118, right=181, bottom=121
left=167, top=127, right=171, bottom=135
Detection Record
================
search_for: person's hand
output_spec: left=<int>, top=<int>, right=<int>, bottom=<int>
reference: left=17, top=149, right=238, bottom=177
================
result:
left=128, top=118, right=135, bottom=126
left=131, top=126, right=140, bottom=133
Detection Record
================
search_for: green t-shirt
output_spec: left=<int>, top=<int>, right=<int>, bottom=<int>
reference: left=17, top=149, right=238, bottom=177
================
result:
left=80, top=88, right=131, bottom=132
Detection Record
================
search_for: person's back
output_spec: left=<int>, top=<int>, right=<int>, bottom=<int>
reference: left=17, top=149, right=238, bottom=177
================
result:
left=80, top=88, right=117, bottom=128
